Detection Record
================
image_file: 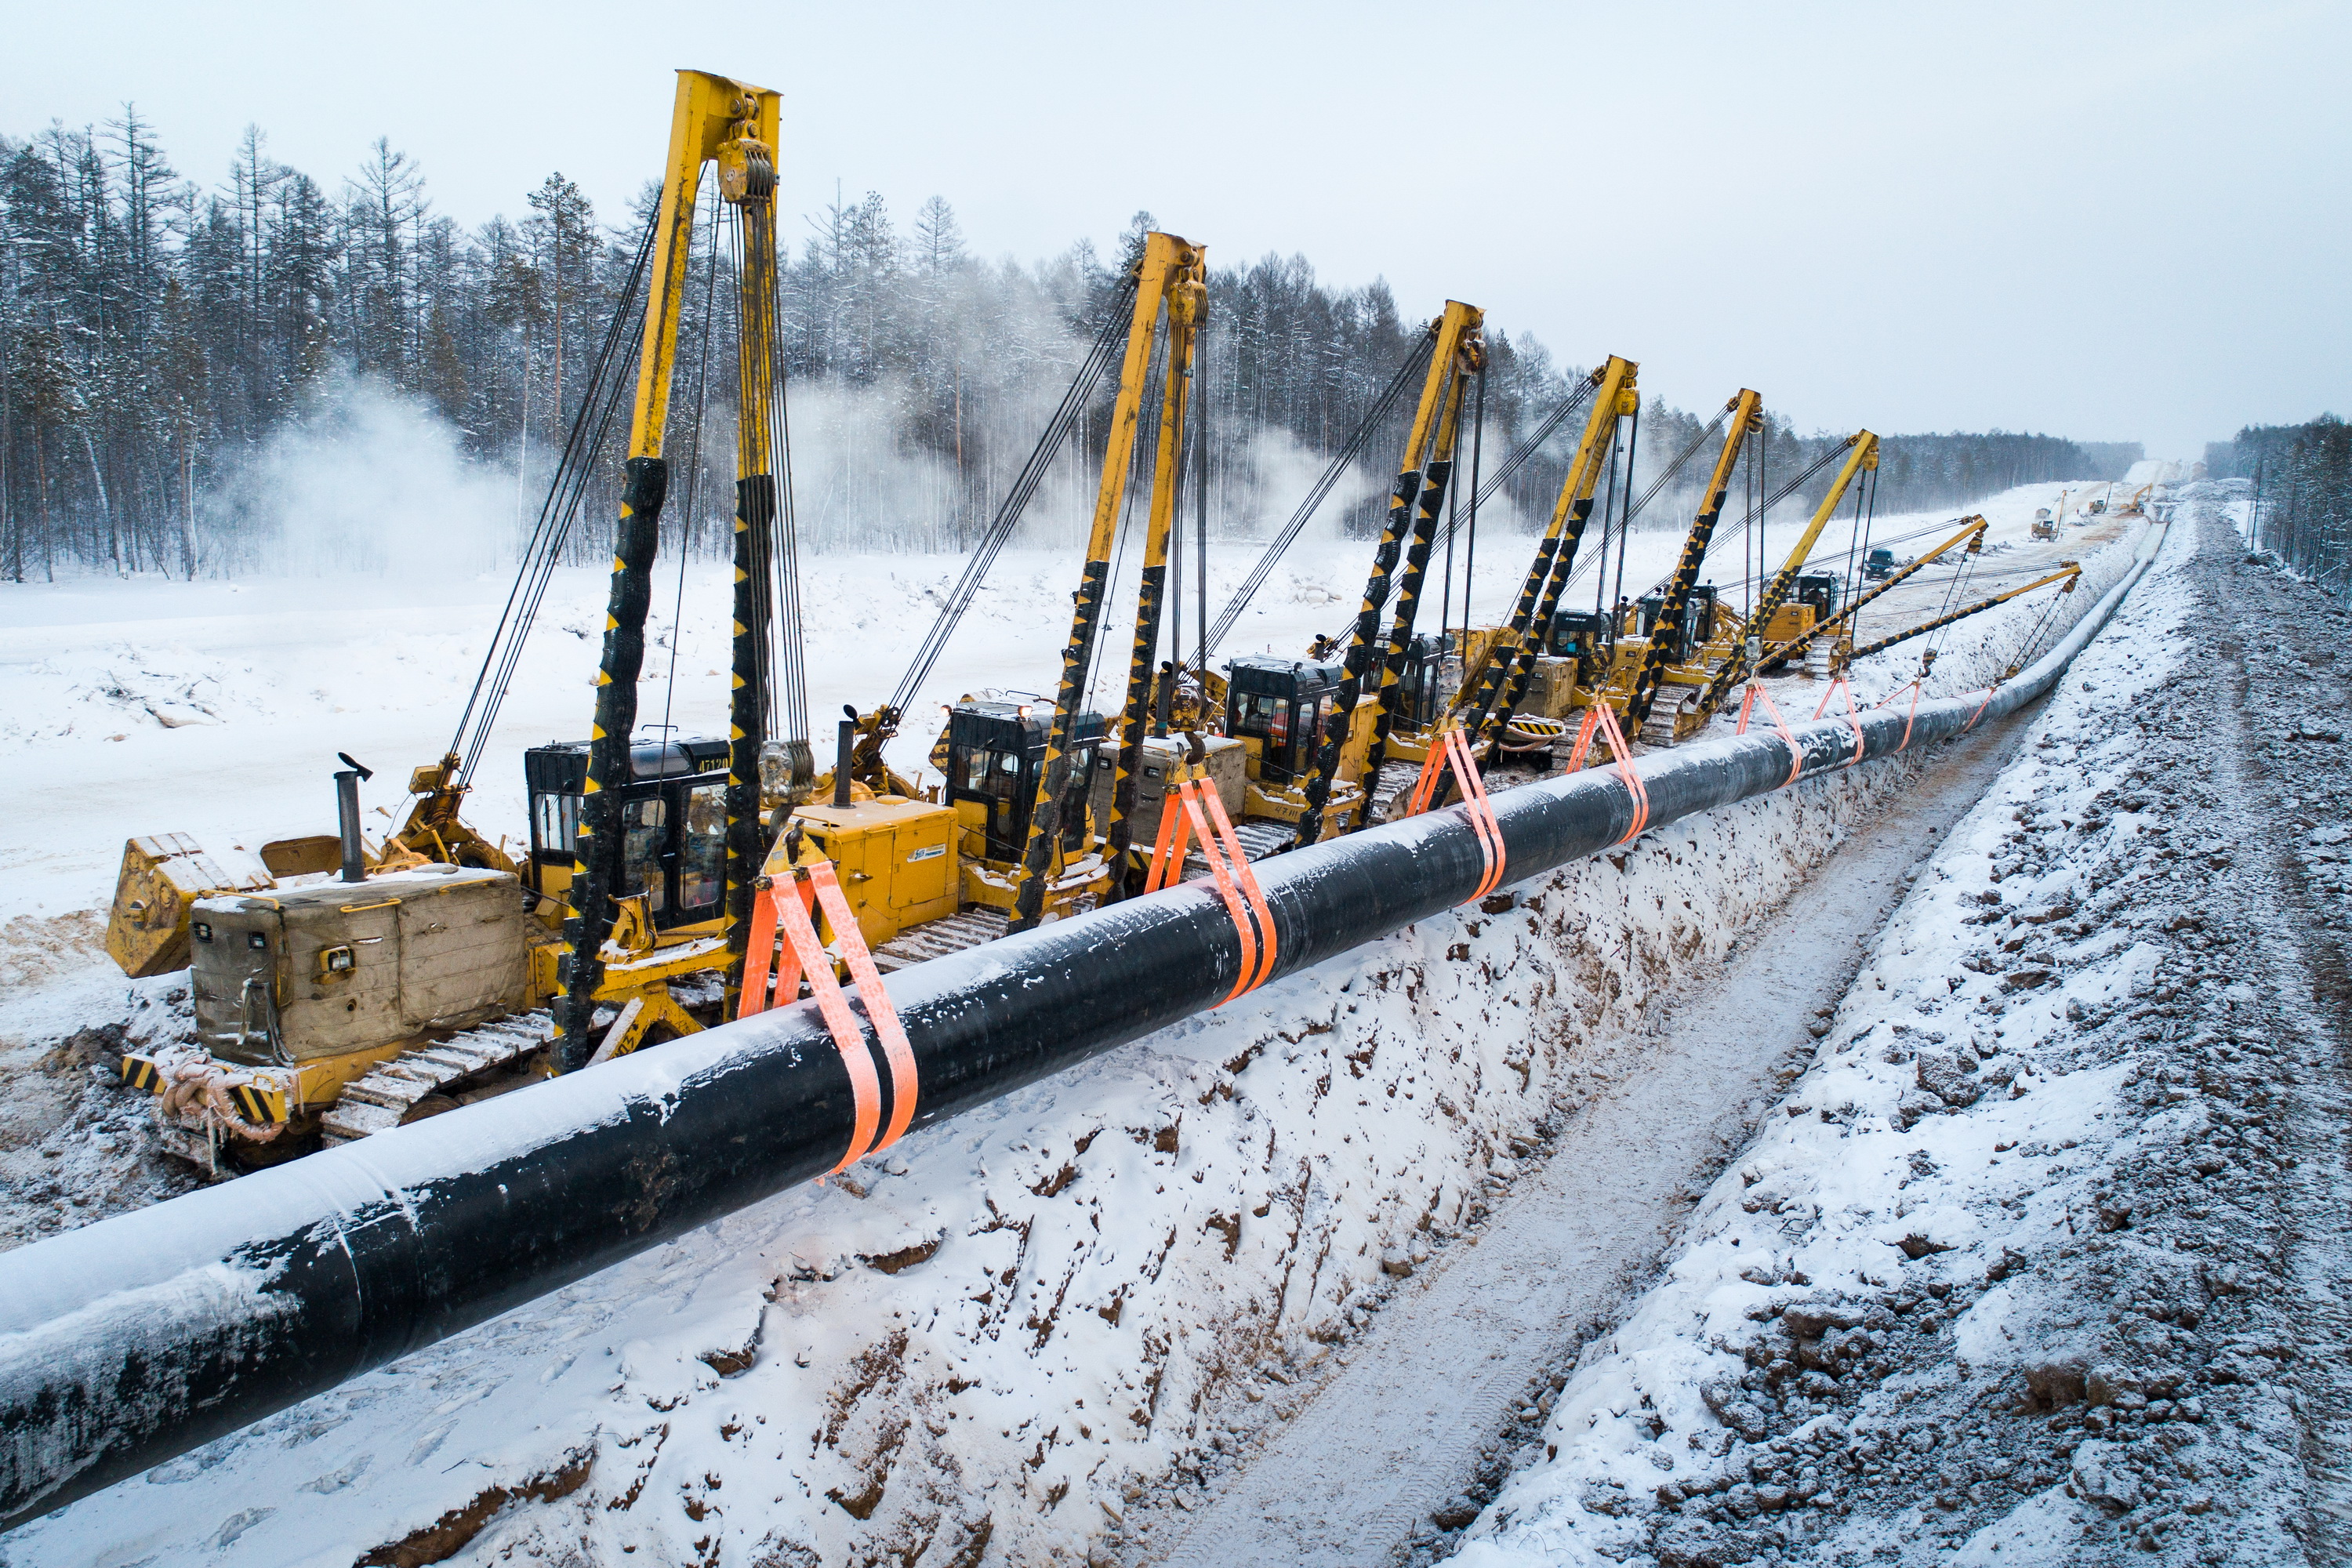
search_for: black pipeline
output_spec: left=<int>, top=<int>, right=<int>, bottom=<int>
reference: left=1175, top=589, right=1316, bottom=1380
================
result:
left=0, top=545, right=2159, bottom=1529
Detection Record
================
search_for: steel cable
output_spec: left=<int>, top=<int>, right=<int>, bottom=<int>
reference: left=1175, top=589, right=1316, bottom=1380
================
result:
left=1194, top=332, right=1435, bottom=665
left=451, top=203, right=660, bottom=784
left=889, top=273, right=1141, bottom=713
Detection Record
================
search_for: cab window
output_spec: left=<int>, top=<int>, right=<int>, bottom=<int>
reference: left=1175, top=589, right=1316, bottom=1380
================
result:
left=964, top=746, right=1023, bottom=799
left=680, top=784, right=724, bottom=911
left=532, top=793, right=580, bottom=855
left=621, top=797, right=667, bottom=913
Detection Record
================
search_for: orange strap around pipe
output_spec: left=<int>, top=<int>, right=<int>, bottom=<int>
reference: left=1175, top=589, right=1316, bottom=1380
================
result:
left=1813, top=677, right=1866, bottom=764
left=1443, top=727, right=1508, bottom=901
left=1404, top=737, right=1450, bottom=818
left=1737, top=681, right=1805, bottom=789
left=737, top=866, right=916, bottom=1171
left=1194, top=779, right=1278, bottom=1000
left=1144, top=788, right=1191, bottom=894
left=805, top=862, right=918, bottom=1154
left=1590, top=702, right=1650, bottom=844
left=1875, top=677, right=1925, bottom=751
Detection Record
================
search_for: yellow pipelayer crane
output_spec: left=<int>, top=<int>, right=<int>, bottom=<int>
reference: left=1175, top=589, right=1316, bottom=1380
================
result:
left=1617, top=390, right=1766, bottom=742
left=1008, top=234, right=1210, bottom=930
left=553, top=71, right=805, bottom=1070
left=1840, top=563, right=2082, bottom=676
left=1450, top=354, right=1641, bottom=758
left=1765, top=514, right=1990, bottom=674
left=111, top=71, right=808, bottom=1166
left=761, top=234, right=1212, bottom=956
left=1689, top=430, right=1880, bottom=714
left=1290, top=301, right=1486, bottom=846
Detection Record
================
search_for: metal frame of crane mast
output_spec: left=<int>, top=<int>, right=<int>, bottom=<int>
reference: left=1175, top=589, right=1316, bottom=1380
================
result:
left=557, top=71, right=790, bottom=1071
left=1691, top=430, right=1881, bottom=715
left=1010, top=232, right=1209, bottom=931
left=1293, top=300, right=1486, bottom=846
left=1457, top=354, right=1641, bottom=758
left=1623, top=390, right=1766, bottom=730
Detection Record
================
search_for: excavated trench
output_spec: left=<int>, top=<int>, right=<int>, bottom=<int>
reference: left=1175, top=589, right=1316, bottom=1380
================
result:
left=5, top=720, right=2023, bottom=1566
left=1122, top=707, right=2040, bottom=1567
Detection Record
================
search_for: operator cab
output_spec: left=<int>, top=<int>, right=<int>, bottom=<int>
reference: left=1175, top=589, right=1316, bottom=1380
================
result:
left=942, top=700, right=1105, bottom=863
left=1544, top=610, right=1615, bottom=684
left=1633, top=585, right=1720, bottom=664
left=1795, top=572, right=1842, bottom=623
left=1393, top=632, right=1456, bottom=732
left=1225, top=654, right=1346, bottom=785
left=524, top=735, right=731, bottom=933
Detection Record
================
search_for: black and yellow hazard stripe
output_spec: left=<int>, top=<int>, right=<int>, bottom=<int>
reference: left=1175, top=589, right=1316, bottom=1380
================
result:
left=120, top=1054, right=160, bottom=1092
left=229, top=1082, right=289, bottom=1125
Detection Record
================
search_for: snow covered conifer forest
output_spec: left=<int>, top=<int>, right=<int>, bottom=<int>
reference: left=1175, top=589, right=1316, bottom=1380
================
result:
left=2214, top=416, right=2352, bottom=590
left=0, top=115, right=2141, bottom=582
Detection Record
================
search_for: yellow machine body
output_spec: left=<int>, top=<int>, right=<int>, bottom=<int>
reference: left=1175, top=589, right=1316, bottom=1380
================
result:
left=106, top=834, right=276, bottom=978
left=784, top=796, right=960, bottom=946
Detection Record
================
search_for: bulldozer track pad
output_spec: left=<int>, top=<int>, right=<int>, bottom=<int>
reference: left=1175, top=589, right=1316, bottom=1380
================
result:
left=319, top=1014, right=553, bottom=1145
left=871, top=906, right=1011, bottom=972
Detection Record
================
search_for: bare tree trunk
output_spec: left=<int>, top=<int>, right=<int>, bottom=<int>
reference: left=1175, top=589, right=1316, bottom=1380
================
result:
left=183, top=434, right=198, bottom=579
left=82, top=427, right=116, bottom=573
left=34, top=423, right=52, bottom=583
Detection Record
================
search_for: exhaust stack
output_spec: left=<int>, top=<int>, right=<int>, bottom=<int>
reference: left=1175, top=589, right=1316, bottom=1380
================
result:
left=332, top=753, right=375, bottom=883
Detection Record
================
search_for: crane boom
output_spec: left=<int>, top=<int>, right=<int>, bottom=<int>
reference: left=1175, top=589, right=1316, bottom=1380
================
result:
left=1293, top=301, right=1485, bottom=846
left=1455, top=355, right=1639, bottom=753
left=1010, top=233, right=1208, bottom=931
left=1766, top=514, right=1987, bottom=670
left=1693, top=430, right=1877, bottom=711
left=1623, top=390, right=1764, bottom=728
left=557, top=71, right=789, bottom=1071
left=1846, top=563, right=2080, bottom=665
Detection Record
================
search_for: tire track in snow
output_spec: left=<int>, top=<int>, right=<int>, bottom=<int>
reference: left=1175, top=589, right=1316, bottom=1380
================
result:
left=2207, top=516, right=2352, bottom=1561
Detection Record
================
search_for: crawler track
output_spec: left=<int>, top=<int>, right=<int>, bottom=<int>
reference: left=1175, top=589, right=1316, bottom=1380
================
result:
left=318, top=1014, right=554, bottom=1145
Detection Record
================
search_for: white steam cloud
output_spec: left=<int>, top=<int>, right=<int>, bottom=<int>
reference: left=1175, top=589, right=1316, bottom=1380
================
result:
left=201, top=373, right=514, bottom=578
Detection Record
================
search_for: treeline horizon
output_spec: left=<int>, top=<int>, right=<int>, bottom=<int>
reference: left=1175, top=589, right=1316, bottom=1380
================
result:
left=2213, top=416, right=2351, bottom=591
left=0, top=111, right=2139, bottom=583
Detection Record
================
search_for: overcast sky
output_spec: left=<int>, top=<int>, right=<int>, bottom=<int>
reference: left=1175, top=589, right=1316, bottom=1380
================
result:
left=6, top=1, right=2342, bottom=458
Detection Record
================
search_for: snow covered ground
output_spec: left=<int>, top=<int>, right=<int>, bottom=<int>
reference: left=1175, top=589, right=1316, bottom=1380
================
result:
left=0, top=479, right=2136, bottom=1564
left=0, top=476, right=2103, bottom=949
left=1443, top=485, right=2352, bottom=1567
left=2, top=659, right=1982, bottom=1568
